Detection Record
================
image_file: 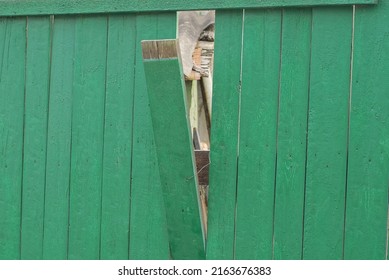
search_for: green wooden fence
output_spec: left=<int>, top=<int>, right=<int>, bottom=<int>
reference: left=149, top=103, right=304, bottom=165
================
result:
left=0, top=0, right=388, bottom=260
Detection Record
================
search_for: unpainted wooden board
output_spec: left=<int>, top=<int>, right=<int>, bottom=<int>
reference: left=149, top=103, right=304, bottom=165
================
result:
left=21, top=16, right=51, bottom=260
left=68, top=15, right=107, bottom=260
left=235, top=9, right=282, bottom=260
left=43, top=16, right=75, bottom=260
left=344, top=1, right=389, bottom=260
left=303, top=7, right=353, bottom=260
left=273, top=8, right=312, bottom=260
left=206, top=10, right=243, bottom=260
left=0, top=0, right=377, bottom=16
left=0, top=17, right=26, bottom=260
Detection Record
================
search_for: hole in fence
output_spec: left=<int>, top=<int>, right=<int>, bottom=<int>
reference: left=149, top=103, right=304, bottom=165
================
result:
left=178, top=10, right=215, bottom=232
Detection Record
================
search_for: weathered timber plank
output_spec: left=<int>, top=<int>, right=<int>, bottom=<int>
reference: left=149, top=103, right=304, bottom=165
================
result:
left=273, top=8, right=312, bottom=260
left=0, top=0, right=377, bottom=17
left=20, top=16, right=51, bottom=260
left=68, top=15, right=107, bottom=260
left=235, top=9, right=282, bottom=260
left=43, top=16, right=75, bottom=260
left=344, top=1, right=389, bottom=260
left=206, top=10, right=243, bottom=260
left=100, top=14, right=136, bottom=260
left=303, top=6, right=353, bottom=260
left=0, top=17, right=26, bottom=260
left=129, top=13, right=173, bottom=260
left=142, top=39, right=205, bottom=260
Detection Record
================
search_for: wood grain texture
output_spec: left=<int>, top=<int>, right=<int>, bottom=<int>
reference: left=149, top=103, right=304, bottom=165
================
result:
left=303, top=7, right=353, bottom=260
left=206, top=10, right=243, bottom=260
left=99, top=14, right=136, bottom=260
left=344, top=0, right=389, bottom=260
left=0, top=0, right=377, bottom=16
left=234, top=9, right=282, bottom=260
left=42, top=16, right=75, bottom=260
left=68, top=15, right=107, bottom=260
left=20, top=16, right=51, bottom=260
left=273, top=8, right=312, bottom=260
left=0, top=17, right=26, bottom=260
left=129, top=13, right=174, bottom=260
left=142, top=39, right=205, bottom=260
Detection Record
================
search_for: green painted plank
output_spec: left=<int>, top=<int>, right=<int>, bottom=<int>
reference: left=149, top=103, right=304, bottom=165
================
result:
left=129, top=13, right=174, bottom=260
left=68, top=15, right=107, bottom=260
left=20, top=16, right=51, bottom=260
left=42, top=16, right=75, bottom=260
left=142, top=40, right=205, bottom=260
left=234, top=9, right=282, bottom=260
left=273, top=8, right=312, bottom=260
left=0, top=17, right=26, bottom=260
left=100, top=14, right=136, bottom=260
left=303, top=7, right=353, bottom=260
left=206, top=10, right=243, bottom=260
left=344, top=1, right=389, bottom=260
left=0, top=0, right=377, bottom=16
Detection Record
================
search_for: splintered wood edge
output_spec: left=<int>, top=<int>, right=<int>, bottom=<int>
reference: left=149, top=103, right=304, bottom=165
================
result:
left=142, top=39, right=180, bottom=60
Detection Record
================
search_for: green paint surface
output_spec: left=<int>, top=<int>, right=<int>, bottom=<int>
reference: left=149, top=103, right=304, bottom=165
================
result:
left=99, top=15, right=136, bottom=260
left=206, top=10, right=243, bottom=260
left=129, top=13, right=175, bottom=260
left=273, top=8, right=312, bottom=260
left=344, top=0, right=389, bottom=260
left=0, top=17, right=26, bottom=260
left=0, top=0, right=377, bottom=16
left=235, top=9, right=282, bottom=260
left=43, top=16, right=75, bottom=260
left=303, top=7, right=353, bottom=260
left=143, top=44, right=205, bottom=260
left=21, top=16, right=51, bottom=260
left=68, top=15, right=107, bottom=260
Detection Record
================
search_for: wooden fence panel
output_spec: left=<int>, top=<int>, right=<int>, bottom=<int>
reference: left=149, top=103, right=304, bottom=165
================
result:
left=303, top=7, right=353, bottom=260
left=234, top=9, right=282, bottom=260
left=344, top=0, right=389, bottom=260
left=21, top=16, right=51, bottom=260
left=207, top=10, right=243, bottom=260
left=0, top=17, right=26, bottom=260
left=67, top=15, right=108, bottom=260
left=100, top=14, right=136, bottom=260
left=43, top=16, right=75, bottom=259
left=129, top=13, right=175, bottom=260
left=273, top=8, right=312, bottom=260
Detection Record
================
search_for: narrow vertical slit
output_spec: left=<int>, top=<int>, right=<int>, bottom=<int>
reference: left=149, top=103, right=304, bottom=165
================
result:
left=128, top=15, right=138, bottom=260
left=98, top=15, right=110, bottom=260
left=42, top=14, right=55, bottom=258
left=19, top=16, right=28, bottom=260
left=233, top=9, right=245, bottom=260
left=301, top=8, right=314, bottom=260
left=342, top=5, right=355, bottom=260
left=272, top=8, right=284, bottom=260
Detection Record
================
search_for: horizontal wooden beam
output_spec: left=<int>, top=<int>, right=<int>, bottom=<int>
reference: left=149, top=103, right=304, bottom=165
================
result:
left=0, top=0, right=377, bottom=17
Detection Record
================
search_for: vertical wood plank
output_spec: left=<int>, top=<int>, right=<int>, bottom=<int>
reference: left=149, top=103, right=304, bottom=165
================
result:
left=273, top=8, right=312, bottom=260
left=344, top=1, right=389, bottom=260
left=100, top=14, right=136, bottom=260
left=303, top=7, right=353, bottom=259
left=20, top=16, right=51, bottom=260
left=234, top=9, right=282, bottom=260
left=206, top=10, right=243, bottom=260
left=0, top=17, right=26, bottom=260
left=43, top=16, right=75, bottom=259
left=68, top=15, right=107, bottom=260
left=129, top=13, right=175, bottom=260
